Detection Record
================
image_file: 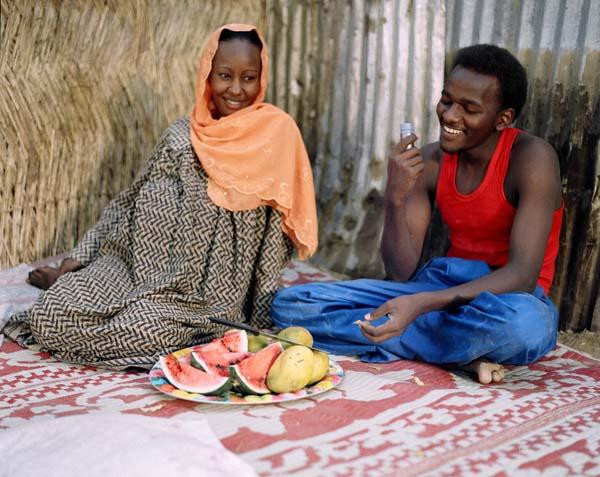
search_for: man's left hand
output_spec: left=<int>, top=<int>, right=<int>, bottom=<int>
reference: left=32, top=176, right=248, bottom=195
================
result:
left=358, top=294, right=424, bottom=343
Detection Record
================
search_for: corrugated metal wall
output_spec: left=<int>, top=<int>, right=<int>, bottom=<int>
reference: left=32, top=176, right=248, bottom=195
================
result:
left=266, top=0, right=446, bottom=277
left=267, top=0, right=599, bottom=330
left=444, top=0, right=600, bottom=330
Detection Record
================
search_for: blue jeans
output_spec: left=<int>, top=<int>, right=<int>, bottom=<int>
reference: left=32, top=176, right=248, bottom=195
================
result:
left=271, top=258, right=558, bottom=365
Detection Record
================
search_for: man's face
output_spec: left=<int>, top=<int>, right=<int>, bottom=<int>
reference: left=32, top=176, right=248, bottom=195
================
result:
left=435, top=66, right=504, bottom=154
left=209, top=39, right=262, bottom=118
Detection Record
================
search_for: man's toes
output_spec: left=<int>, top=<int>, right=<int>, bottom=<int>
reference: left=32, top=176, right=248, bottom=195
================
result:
left=493, top=365, right=506, bottom=382
left=462, top=361, right=504, bottom=384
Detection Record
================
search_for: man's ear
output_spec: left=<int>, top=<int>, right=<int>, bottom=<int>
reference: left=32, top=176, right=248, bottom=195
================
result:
left=496, top=108, right=515, bottom=131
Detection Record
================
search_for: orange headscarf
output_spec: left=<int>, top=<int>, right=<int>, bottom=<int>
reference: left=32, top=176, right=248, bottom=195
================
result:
left=190, top=24, right=318, bottom=259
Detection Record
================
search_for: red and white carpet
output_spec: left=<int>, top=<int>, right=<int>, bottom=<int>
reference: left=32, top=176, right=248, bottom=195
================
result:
left=1, top=260, right=599, bottom=476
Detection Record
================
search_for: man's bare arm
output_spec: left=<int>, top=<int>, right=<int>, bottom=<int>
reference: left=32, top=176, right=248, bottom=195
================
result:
left=363, top=137, right=562, bottom=341
left=380, top=140, right=438, bottom=281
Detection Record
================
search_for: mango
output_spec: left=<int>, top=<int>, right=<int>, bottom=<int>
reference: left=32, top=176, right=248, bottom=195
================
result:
left=248, top=334, right=270, bottom=352
left=277, top=326, right=313, bottom=349
left=267, top=345, right=314, bottom=393
left=308, top=351, right=330, bottom=385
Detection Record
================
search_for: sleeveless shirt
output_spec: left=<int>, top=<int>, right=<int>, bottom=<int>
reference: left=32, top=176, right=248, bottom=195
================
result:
left=435, top=127, right=563, bottom=293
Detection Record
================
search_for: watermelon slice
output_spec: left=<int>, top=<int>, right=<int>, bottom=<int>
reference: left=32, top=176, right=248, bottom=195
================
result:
left=190, top=350, right=251, bottom=377
left=197, top=330, right=248, bottom=354
left=160, top=355, right=231, bottom=395
left=230, top=342, right=284, bottom=395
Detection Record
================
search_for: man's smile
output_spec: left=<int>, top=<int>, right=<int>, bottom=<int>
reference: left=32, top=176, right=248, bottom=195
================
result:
left=442, top=124, right=464, bottom=135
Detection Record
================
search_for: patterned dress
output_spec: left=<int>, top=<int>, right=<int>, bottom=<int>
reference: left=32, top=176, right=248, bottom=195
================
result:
left=5, top=118, right=293, bottom=369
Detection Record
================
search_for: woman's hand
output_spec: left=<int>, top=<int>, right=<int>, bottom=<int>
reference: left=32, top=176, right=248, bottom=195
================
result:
left=358, top=294, right=426, bottom=343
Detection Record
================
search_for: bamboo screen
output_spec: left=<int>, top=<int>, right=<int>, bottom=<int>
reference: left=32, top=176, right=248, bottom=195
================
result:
left=1, top=0, right=266, bottom=267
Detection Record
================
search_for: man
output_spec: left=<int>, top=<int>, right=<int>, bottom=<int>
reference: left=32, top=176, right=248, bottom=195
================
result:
left=271, top=44, right=564, bottom=384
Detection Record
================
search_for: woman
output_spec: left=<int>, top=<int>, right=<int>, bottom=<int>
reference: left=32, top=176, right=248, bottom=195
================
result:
left=6, top=24, right=318, bottom=369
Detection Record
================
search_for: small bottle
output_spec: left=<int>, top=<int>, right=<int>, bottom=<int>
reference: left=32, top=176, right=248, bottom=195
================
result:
left=400, top=122, right=416, bottom=150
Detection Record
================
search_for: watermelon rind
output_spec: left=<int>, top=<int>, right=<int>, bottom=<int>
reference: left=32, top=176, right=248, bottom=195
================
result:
left=160, top=355, right=231, bottom=396
left=190, top=352, right=212, bottom=373
left=230, top=365, right=269, bottom=395
left=229, top=342, right=284, bottom=395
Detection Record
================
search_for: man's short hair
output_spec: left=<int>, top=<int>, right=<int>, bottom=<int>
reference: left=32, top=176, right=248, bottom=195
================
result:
left=452, top=44, right=528, bottom=119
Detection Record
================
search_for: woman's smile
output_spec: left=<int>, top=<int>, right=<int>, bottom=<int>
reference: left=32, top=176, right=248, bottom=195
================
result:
left=223, top=97, right=247, bottom=109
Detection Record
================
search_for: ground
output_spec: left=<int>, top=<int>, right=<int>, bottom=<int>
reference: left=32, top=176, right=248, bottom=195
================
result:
left=558, top=330, right=600, bottom=358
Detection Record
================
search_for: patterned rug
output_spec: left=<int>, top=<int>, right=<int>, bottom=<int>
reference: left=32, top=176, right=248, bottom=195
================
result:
left=1, top=260, right=599, bottom=476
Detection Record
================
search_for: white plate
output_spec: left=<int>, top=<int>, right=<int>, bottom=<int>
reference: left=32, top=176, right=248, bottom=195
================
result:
left=149, top=346, right=344, bottom=405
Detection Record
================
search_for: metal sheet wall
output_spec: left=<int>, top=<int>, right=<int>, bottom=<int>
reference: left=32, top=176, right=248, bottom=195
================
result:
left=268, top=0, right=599, bottom=330
left=266, top=0, right=446, bottom=277
left=445, top=0, right=600, bottom=330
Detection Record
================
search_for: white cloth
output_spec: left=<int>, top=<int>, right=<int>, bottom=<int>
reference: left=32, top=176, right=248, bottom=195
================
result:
left=0, top=264, right=44, bottom=346
left=0, top=413, right=257, bottom=477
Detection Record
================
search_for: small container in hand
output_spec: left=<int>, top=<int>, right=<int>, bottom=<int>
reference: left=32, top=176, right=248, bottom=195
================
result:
left=400, top=122, right=416, bottom=150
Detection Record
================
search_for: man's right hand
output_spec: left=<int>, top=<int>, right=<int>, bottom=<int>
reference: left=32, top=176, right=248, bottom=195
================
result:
left=385, top=133, right=424, bottom=206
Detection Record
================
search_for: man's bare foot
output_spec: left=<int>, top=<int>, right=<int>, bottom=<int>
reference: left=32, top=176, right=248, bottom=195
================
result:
left=462, top=360, right=505, bottom=384
left=27, top=258, right=83, bottom=290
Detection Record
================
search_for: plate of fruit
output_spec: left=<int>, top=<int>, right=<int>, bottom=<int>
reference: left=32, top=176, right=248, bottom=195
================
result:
left=149, top=327, right=344, bottom=404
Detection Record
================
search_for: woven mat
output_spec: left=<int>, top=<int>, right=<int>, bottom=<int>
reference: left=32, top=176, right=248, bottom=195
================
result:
left=2, top=260, right=600, bottom=476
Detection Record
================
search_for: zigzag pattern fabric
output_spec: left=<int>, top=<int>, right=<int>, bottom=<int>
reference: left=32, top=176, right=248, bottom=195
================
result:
left=5, top=118, right=293, bottom=369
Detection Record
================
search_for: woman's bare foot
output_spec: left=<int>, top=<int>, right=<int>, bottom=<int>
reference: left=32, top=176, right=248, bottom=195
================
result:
left=27, top=266, right=61, bottom=290
left=462, top=360, right=505, bottom=384
left=27, top=258, right=83, bottom=290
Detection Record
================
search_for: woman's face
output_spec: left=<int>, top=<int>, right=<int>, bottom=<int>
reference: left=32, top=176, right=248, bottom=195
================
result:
left=209, top=39, right=262, bottom=118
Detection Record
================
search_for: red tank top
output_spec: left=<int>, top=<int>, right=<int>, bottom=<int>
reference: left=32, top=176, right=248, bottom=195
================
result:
left=435, top=127, right=563, bottom=294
